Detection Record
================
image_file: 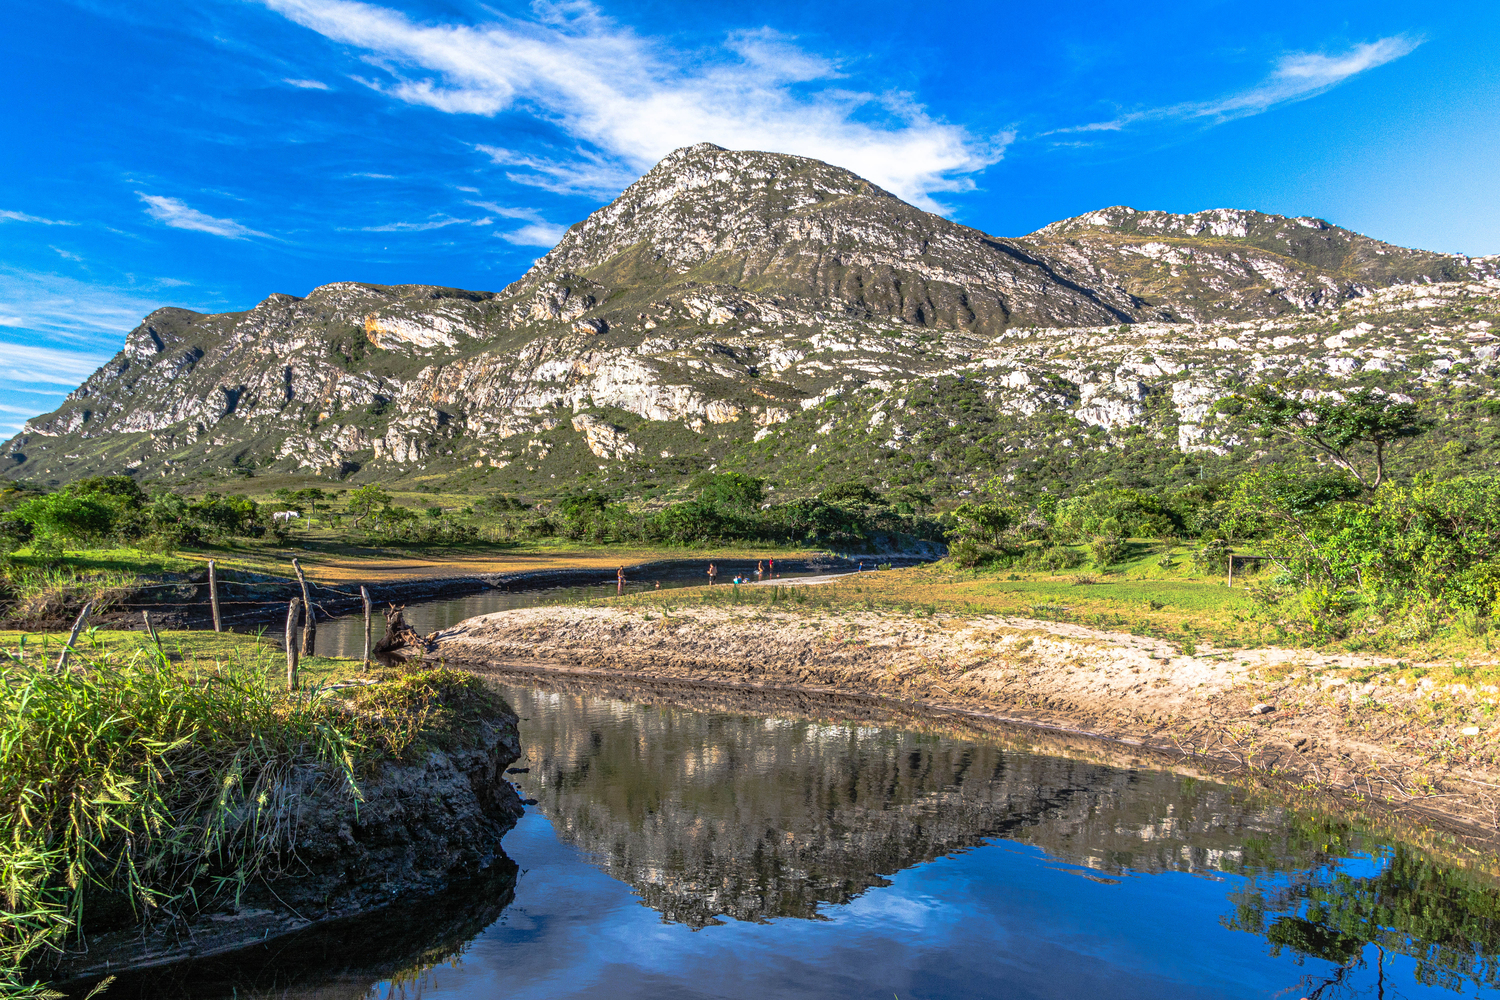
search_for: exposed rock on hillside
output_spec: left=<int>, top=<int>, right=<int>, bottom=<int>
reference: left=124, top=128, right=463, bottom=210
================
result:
left=6, top=143, right=1499, bottom=492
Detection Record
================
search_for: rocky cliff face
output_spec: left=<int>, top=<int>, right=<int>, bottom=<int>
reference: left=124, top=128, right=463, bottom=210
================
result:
left=6, top=143, right=1499, bottom=493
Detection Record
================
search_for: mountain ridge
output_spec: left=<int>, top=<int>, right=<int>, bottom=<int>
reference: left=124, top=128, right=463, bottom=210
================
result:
left=6, top=143, right=1500, bottom=495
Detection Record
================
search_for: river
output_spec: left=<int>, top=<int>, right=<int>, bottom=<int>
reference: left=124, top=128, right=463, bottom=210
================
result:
left=84, top=679, right=1500, bottom=999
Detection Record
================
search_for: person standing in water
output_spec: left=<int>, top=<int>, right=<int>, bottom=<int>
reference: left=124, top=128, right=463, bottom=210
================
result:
left=768, top=557, right=775, bottom=579
left=617, top=566, right=625, bottom=593
left=707, top=563, right=718, bottom=586
left=756, top=560, right=764, bottom=580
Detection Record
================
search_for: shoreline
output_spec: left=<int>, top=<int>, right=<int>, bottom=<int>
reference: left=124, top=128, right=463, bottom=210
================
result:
left=427, top=602, right=1500, bottom=847
left=69, top=553, right=895, bottom=634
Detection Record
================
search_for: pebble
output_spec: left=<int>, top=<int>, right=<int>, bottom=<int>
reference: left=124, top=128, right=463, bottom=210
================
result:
left=1250, top=703, right=1276, bottom=716
left=1462, top=726, right=1481, bottom=736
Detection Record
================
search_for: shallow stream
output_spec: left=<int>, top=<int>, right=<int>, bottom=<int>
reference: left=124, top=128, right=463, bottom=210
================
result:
left=310, top=561, right=830, bottom=657
left=88, top=682, right=1500, bottom=999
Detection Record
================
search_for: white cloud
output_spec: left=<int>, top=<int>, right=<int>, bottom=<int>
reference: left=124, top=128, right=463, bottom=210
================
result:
left=136, top=193, right=269, bottom=239
left=0, top=342, right=112, bottom=387
left=0, top=268, right=173, bottom=345
left=499, top=222, right=568, bottom=246
left=284, top=77, right=332, bottom=89
left=464, top=200, right=547, bottom=222
left=361, top=216, right=470, bottom=231
left=260, top=0, right=999, bottom=211
left=475, top=144, right=638, bottom=197
left=1, top=209, right=75, bottom=225
left=50, top=247, right=85, bottom=262
left=1055, top=36, right=1420, bottom=134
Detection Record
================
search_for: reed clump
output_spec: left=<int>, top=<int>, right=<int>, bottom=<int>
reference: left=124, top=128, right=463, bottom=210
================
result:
left=0, top=639, right=487, bottom=997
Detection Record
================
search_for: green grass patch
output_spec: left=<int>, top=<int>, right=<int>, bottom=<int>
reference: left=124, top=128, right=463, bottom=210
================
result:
left=0, top=630, right=499, bottom=996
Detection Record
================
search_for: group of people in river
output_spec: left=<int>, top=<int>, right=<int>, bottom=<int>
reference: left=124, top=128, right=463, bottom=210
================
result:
left=613, top=558, right=780, bottom=593
left=705, top=559, right=777, bottom=586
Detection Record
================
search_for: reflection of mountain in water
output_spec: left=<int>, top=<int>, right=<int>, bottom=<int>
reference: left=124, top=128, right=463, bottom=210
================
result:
left=505, top=687, right=1290, bottom=927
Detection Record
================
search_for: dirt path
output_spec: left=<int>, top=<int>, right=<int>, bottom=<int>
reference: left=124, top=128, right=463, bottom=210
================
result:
left=428, top=603, right=1500, bottom=840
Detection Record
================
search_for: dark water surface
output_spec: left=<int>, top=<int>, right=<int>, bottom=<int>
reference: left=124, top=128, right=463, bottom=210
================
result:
left=311, top=564, right=824, bottom=658
left=91, top=684, right=1500, bottom=999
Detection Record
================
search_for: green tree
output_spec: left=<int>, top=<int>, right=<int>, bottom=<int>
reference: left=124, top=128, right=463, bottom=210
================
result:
left=1228, top=386, right=1431, bottom=487
left=696, top=472, right=766, bottom=512
left=8, top=493, right=116, bottom=546
left=345, top=485, right=392, bottom=528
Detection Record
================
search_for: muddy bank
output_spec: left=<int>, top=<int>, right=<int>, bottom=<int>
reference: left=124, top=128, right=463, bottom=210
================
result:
left=41, top=706, right=525, bottom=987
left=428, top=604, right=1500, bottom=842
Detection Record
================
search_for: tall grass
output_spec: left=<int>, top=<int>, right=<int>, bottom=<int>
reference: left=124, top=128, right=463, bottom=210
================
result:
left=0, top=641, right=484, bottom=996
left=1, top=567, right=139, bottom=624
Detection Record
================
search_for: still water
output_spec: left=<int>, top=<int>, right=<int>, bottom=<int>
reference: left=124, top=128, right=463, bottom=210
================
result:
left=91, top=683, right=1500, bottom=999
left=311, top=563, right=826, bottom=658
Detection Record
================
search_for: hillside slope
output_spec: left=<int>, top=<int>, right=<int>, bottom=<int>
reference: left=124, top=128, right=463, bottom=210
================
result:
left=6, top=143, right=1500, bottom=496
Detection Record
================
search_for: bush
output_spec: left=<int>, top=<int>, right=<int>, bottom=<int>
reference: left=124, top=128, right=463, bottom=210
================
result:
left=1088, top=534, right=1127, bottom=567
left=948, top=538, right=1002, bottom=568
left=1026, top=545, right=1084, bottom=571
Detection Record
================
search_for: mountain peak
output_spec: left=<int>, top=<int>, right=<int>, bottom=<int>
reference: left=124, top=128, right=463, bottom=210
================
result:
left=7, top=146, right=1497, bottom=491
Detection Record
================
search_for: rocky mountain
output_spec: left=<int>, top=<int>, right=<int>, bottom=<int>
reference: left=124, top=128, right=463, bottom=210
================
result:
left=6, top=143, right=1500, bottom=495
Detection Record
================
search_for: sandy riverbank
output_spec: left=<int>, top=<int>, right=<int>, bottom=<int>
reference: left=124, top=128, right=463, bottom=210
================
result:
left=427, top=602, right=1500, bottom=840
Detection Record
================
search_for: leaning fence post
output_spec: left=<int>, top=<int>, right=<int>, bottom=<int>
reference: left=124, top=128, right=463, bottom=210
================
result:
left=208, top=559, right=222, bottom=632
left=292, top=558, right=315, bottom=656
left=285, top=598, right=301, bottom=690
left=55, top=602, right=94, bottom=671
left=1226, top=551, right=1235, bottom=589
left=361, top=585, right=372, bottom=668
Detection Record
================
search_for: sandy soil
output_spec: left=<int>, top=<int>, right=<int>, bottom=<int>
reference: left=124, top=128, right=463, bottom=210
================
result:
left=185, top=548, right=802, bottom=584
left=429, top=602, right=1500, bottom=839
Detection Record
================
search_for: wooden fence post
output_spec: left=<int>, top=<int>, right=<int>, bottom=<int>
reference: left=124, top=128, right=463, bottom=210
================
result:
left=360, top=585, right=372, bottom=668
left=1227, top=551, right=1235, bottom=589
left=208, top=559, right=222, bottom=632
left=285, top=598, right=301, bottom=690
left=292, top=558, right=315, bottom=656
left=55, top=602, right=94, bottom=671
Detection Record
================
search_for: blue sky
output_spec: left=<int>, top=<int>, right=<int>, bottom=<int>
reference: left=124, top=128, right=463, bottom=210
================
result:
left=2, top=0, right=1498, bottom=434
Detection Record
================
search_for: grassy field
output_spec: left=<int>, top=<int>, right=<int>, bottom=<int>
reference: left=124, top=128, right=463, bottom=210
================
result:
left=610, top=543, right=1258, bottom=640
left=1, top=627, right=366, bottom=688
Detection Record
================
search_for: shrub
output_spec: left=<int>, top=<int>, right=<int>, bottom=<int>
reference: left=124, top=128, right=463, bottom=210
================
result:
left=948, top=538, right=1002, bottom=568
left=1088, top=533, right=1127, bottom=567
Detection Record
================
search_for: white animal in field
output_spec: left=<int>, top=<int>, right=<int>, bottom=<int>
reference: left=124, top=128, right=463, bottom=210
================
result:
left=272, top=510, right=301, bottom=523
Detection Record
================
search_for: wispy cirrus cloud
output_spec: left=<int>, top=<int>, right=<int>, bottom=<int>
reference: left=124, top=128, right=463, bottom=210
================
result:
left=361, top=216, right=471, bottom=232
left=498, top=222, right=567, bottom=247
left=136, top=193, right=269, bottom=239
left=0, top=267, right=211, bottom=432
left=0, top=342, right=113, bottom=388
left=259, top=0, right=1002, bottom=212
left=283, top=76, right=331, bottom=89
left=1053, top=36, right=1421, bottom=134
left=1, top=209, right=76, bottom=225
left=0, top=268, right=174, bottom=344
left=465, top=201, right=566, bottom=245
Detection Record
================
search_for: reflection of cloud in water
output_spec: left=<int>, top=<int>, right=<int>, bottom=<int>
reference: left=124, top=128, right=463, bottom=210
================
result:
left=835, top=888, right=950, bottom=931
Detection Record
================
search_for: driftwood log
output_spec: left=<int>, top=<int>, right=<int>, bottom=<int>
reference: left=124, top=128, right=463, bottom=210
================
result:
left=373, top=603, right=428, bottom=654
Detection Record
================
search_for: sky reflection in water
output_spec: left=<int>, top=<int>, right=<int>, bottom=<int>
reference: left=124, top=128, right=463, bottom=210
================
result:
left=84, top=683, right=1500, bottom=999
left=363, top=685, right=1495, bottom=1000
